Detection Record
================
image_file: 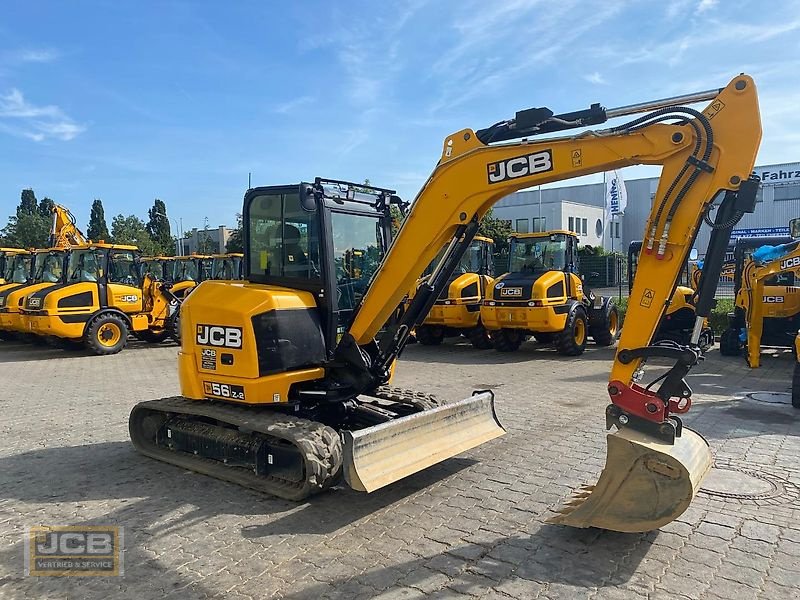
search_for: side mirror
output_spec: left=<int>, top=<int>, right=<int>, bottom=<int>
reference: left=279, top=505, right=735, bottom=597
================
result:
left=689, top=248, right=699, bottom=261
left=790, top=218, right=800, bottom=239
left=298, top=183, right=319, bottom=212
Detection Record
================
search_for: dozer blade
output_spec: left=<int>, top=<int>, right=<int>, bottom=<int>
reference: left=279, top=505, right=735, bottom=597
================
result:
left=549, top=425, right=712, bottom=533
left=342, top=392, right=505, bottom=493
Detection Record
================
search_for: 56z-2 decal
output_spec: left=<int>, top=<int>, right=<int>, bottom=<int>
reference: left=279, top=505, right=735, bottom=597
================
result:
left=203, top=381, right=245, bottom=400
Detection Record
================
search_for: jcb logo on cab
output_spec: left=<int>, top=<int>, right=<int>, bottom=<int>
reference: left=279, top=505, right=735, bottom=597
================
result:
left=196, top=324, right=242, bottom=349
left=487, top=150, right=553, bottom=184
left=780, top=256, right=800, bottom=270
left=763, top=296, right=784, bottom=303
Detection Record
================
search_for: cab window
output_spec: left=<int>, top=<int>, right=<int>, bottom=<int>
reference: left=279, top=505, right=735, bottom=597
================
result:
left=248, top=192, right=320, bottom=280
left=109, top=252, right=141, bottom=286
left=68, top=250, right=103, bottom=283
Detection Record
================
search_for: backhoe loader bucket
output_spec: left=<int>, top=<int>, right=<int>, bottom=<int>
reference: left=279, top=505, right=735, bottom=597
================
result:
left=549, top=426, right=712, bottom=532
left=342, top=392, right=505, bottom=493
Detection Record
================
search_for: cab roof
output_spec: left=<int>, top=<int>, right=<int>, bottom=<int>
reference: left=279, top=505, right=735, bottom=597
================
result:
left=0, top=247, right=29, bottom=254
left=510, top=230, right=575, bottom=239
left=142, top=256, right=175, bottom=261
left=70, top=242, right=140, bottom=251
left=473, top=236, right=494, bottom=244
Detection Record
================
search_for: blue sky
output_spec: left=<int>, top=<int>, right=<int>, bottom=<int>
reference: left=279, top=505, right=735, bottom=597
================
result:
left=1, top=0, right=798, bottom=234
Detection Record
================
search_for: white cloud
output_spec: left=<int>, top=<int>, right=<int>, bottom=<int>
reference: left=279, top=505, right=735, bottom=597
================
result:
left=0, top=88, right=85, bottom=141
left=696, top=0, right=718, bottom=13
left=273, top=95, right=315, bottom=114
left=17, top=49, right=59, bottom=63
left=584, top=72, right=607, bottom=85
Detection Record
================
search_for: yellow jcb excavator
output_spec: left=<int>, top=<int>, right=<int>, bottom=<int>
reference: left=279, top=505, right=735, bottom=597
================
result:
left=130, top=75, right=761, bottom=533
left=720, top=235, right=800, bottom=368
left=411, top=236, right=496, bottom=349
left=0, top=248, right=27, bottom=285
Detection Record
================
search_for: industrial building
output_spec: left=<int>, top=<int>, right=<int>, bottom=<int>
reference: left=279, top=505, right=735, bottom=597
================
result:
left=177, top=225, right=236, bottom=255
left=493, top=161, right=800, bottom=256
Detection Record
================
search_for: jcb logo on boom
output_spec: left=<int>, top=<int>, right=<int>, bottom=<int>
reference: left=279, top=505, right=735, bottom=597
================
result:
left=487, top=150, right=553, bottom=184
left=196, top=324, right=242, bottom=349
left=780, top=256, right=800, bottom=270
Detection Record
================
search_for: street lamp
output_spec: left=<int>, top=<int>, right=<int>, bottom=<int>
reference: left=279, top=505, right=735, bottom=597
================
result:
left=155, top=211, right=183, bottom=255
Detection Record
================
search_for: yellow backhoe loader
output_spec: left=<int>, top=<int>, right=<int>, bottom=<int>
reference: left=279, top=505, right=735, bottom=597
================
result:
left=481, top=230, right=618, bottom=354
left=411, top=236, right=496, bottom=348
left=629, top=241, right=714, bottom=349
left=210, top=253, right=244, bottom=280
left=22, top=243, right=183, bottom=354
left=130, top=76, right=761, bottom=533
left=720, top=237, right=800, bottom=368
left=170, top=254, right=214, bottom=299
left=140, top=256, right=176, bottom=281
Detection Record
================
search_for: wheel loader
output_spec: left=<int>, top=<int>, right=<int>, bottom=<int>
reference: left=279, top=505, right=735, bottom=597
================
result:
left=719, top=236, right=800, bottom=367
left=0, top=248, right=27, bottom=286
left=140, top=256, right=176, bottom=281
left=210, top=253, right=244, bottom=280
left=169, top=254, right=214, bottom=299
left=0, top=248, right=68, bottom=337
left=22, top=242, right=182, bottom=354
left=0, top=250, right=34, bottom=340
left=411, top=236, right=496, bottom=349
left=628, top=241, right=714, bottom=349
left=481, top=231, right=619, bottom=354
left=130, top=75, right=762, bottom=533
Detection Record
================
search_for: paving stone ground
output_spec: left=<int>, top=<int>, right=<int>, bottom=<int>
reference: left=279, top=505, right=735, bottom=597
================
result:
left=0, top=336, right=798, bottom=599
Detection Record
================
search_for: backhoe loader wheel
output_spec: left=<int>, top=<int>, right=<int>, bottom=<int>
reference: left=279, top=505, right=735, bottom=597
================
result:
left=86, top=313, right=129, bottom=355
left=556, top=307, right=588, bottom=356
left=416, top=325, right=445, bottom=346
left=532, top=332, right=555, bottom=344
left=719, top=328, right=742, bottom=356
left=467, top=322, right=493, bottom=349
left=793, top=362, right=800, bottom=409
left=492, top=328, right=524, bottom=352
left=590, top=305, right=620, bottom=346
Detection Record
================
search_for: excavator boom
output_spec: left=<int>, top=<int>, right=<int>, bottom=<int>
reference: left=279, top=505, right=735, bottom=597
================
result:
left=336, top=75, right=761, bottom=530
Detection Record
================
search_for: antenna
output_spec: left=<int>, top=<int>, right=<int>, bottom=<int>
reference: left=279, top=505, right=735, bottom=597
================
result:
left=248, top=172, right=252, bottom=189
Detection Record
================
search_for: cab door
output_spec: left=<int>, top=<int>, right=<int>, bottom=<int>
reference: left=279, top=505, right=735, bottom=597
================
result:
left=105, top=251, right=144, bottom=314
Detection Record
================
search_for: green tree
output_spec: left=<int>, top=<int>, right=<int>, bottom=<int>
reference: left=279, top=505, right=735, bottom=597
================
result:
left=18, top=188, right=38, bottom=217
left=38, top=197, right=55, bottom=220
left=87, top=199, right=110, bottom=241
left=478, top=208, right=513, bottom=252
left=0, top=188, right=50, bottom=247
left=226, top=213, right=244, bottom=253
left=147, top=199, right=173, bottom=255
left=111, top=214, right=159, bottom=255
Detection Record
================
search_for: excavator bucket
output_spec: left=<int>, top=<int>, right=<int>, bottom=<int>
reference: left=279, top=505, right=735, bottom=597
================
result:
left=342, top=392, right=505, bottom=493
left=549, top=426, right=712, bottom=533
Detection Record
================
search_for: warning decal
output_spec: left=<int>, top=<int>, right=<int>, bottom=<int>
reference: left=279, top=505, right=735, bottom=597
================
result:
left=571, top=149, right=582, bottom=167
left=704, top=99, right=725, bottom=120
left=640, top=288, right=655, bottom=308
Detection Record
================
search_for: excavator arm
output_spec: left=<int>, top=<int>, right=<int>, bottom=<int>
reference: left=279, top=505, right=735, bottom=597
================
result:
left=49, top=205, right=89, bottom=248
left=336, top=75, right=761, bottom=531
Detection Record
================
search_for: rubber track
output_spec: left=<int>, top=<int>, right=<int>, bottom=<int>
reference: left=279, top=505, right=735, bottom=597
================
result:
left=129, top=396, right=342, bottom=501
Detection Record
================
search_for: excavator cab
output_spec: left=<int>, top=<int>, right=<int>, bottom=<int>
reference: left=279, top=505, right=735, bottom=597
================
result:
left=0, top=249, right=29, bottom=287
left=481, top=231, right=619, bottom=354
left=170, top=255, right=214, bottom=299
left=412, top=236, right=496, bottom=349
left=140, top=256, right=175, bottom=282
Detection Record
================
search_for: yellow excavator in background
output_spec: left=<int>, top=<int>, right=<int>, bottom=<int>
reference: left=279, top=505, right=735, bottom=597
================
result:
left=720, top=236, right=800, bottom=368
left=481, top=230, right=618, bottom=354
left=629, top=240, right=714, bottom=349
left=130, top=75, right=761, bottom=533
left=411, top=236, right=495, bottom=349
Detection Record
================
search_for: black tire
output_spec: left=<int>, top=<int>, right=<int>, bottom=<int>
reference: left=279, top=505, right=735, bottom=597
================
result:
left=719, top=328, right=742, bottom=356
left=85, top=313, right=129, bottom=356
left=492, top=328, right=524, bottom=352
left=0, top=330, right=15, bottom=341
left=532, top=332, right=555, bottom=344
left=793, top=362, right=800, bottom=409
left=556, top=307, right=589, bottom=356
left=468, top=322, right=493, bottom=349
left=591, top=304, right=620, bottom=347
left=138, top=329, right=172, bottom=344
left=416, top=325, right=445, bottom=346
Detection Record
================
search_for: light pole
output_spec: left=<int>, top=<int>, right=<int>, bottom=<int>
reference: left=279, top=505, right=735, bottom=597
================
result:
left=155, top=211, right=182, bottom=255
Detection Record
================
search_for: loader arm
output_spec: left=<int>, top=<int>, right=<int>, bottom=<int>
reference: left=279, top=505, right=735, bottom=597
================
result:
left=342, top=75, right=761, bottom=430
left=742, top=240, right=800, bottom=368
left=49, top=205, right=89, bottom=248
